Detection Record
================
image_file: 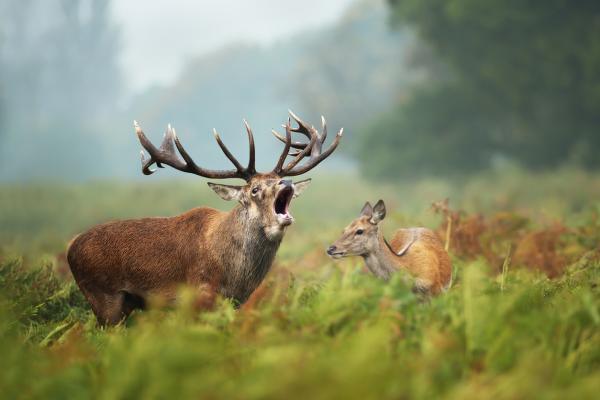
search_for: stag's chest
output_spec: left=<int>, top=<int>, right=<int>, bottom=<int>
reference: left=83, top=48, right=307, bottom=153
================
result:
left=216, top=228, right=282, bottom=304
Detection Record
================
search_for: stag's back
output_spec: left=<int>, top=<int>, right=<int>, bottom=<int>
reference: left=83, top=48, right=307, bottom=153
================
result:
left=67, top=207, right=222, bottom=298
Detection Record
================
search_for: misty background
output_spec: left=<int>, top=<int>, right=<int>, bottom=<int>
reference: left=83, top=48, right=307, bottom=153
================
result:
left=1, top=0, right=599, bottom=182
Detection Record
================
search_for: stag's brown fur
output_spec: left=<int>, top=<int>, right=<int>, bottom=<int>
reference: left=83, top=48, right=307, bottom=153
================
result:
left=68, top=113, right=343, bottom=326
left=68, top=174, right=298, bottom=326
left=328, top=200, right=452, bottom=296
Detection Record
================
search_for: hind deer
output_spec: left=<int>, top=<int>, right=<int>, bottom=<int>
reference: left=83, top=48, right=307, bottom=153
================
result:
left=327, top=200, right=452, bottom=296
left=67, top=111, right=342, bottom=325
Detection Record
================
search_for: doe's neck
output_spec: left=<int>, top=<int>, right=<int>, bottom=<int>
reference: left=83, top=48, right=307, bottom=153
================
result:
left=362, top=230, right=406, bottom=280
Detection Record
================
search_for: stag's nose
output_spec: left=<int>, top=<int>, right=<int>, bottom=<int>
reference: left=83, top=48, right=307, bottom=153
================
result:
left=279, top=179, right=292, bottom=187
left=327, top=245, right=337, bottom=255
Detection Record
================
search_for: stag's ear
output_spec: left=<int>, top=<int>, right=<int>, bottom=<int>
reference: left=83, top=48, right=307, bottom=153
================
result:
left=370, top=199, right=386, bottom=224
left=207, top=182, right=243, bottom=201
left=360, top=201, right=373, bottom=218
left=293, top=178, right=311, bottom=198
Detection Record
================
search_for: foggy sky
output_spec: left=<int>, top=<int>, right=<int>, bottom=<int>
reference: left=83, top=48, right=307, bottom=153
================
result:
left=111, top=0, right=356, bottom=94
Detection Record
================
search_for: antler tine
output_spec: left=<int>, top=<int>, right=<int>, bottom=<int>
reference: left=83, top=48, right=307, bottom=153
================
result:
left=283, top=127, right=343, bottom=176
left=273, top=117, right=292, bottom=173
left=288, top=109, right=314, bottom=140
left=172, top=129, right=249, bottom=179
left=303, top=116, right=328, bottom=159
left=212, top=128, right=245, bottom=173
left=134, top=121, right=248, bottom=180
left=159, top=124, right=177, bottom=160
left=279, top=119, right=319, bottom=173
left=273, top=112, right=343, bottom=177
left=271, top=111, right=325, bottom=152
left=320, top=115, right=327, bottom=142
left=136, top=121, right=187, bottom=175
left=295, top=115, right=328, bottom=159
left=243, top=119, right=256, bottom=175
left=135, top=120, right=156, bottom=175
left=271, top=127, right=307, bottom=149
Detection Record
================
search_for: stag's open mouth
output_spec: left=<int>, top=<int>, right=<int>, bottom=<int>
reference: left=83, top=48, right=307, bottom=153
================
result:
left=274, top=186, right=294, bottom=226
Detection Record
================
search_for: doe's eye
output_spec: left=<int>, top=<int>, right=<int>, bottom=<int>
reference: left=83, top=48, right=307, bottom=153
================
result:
left=356, top=229, right=364, bottom=235
left=251, top=187, right=259, bottom=195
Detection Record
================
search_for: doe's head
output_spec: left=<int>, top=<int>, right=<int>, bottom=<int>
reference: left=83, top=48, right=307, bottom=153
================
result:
left=327, top=200, right=386, bottom=258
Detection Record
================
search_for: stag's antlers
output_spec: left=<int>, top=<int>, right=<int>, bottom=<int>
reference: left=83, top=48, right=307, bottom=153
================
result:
left=134, top=111, right=342, bottom=181
left=272, top=110, right=343, bottom=177
left=135, top=120, right=256, bottom=180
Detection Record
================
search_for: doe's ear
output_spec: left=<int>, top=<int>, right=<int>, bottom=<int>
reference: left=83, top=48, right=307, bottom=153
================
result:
left=360, top=201, right=373, bottom=218
left=207, top=182, right=243, bottom=201
left=293, top=178, right=311, bottom=198
left=370, top=199, right=386, bottom=224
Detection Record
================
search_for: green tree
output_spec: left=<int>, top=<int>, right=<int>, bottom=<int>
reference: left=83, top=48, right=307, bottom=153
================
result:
left=360, top=0, right=600, bottom=179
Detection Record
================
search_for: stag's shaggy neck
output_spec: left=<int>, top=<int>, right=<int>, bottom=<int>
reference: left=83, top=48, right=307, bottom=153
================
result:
left=212, top=205, right=283, bottom=304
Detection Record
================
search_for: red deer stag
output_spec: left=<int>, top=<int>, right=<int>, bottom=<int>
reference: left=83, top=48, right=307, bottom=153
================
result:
left=327, top=200, right=452, bottom=296
left=67, top=112, right=342, bottom=325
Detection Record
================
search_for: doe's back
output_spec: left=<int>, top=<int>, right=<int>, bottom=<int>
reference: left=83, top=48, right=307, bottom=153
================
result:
left=389, top=227, right=452, bottom=294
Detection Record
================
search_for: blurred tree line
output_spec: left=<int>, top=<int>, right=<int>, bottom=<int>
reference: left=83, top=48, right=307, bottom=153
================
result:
left=359, top=0, right=600, bottom=179
left=4, top=0, right=597, bottom=181
left=0, top=0, right=122, bottom=180
left=0, top=0, right=411, bottom=180
left=281, top=0, right=417, bottom=155
left=130, top=0, right=410, bottom=173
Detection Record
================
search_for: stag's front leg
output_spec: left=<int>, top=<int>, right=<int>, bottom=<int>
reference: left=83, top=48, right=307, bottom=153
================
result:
left=84, top=290, right=128, bottom=327
left=192, top=283, right=218, bottom=311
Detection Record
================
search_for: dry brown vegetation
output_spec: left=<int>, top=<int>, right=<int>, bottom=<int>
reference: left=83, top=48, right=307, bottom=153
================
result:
left=432, top=198, right=599, bottom=278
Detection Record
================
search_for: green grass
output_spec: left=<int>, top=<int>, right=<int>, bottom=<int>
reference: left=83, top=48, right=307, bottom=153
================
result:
left=1, top=257, right=599, bottom=399
left=1, top=168, right=599, bottom=399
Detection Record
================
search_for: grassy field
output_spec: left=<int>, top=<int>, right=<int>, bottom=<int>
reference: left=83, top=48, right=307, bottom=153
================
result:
left=1, top=168, right=599, bottom=399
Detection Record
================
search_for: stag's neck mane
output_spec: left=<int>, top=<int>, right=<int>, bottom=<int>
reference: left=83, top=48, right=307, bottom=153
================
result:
left=210, top=205, right=283, bottom=303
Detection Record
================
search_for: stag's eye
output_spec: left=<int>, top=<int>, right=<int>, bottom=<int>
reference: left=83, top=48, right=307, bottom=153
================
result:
left=251, top=187, right=260, bottom=195
left=356, top=229, right=364, bottom=235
